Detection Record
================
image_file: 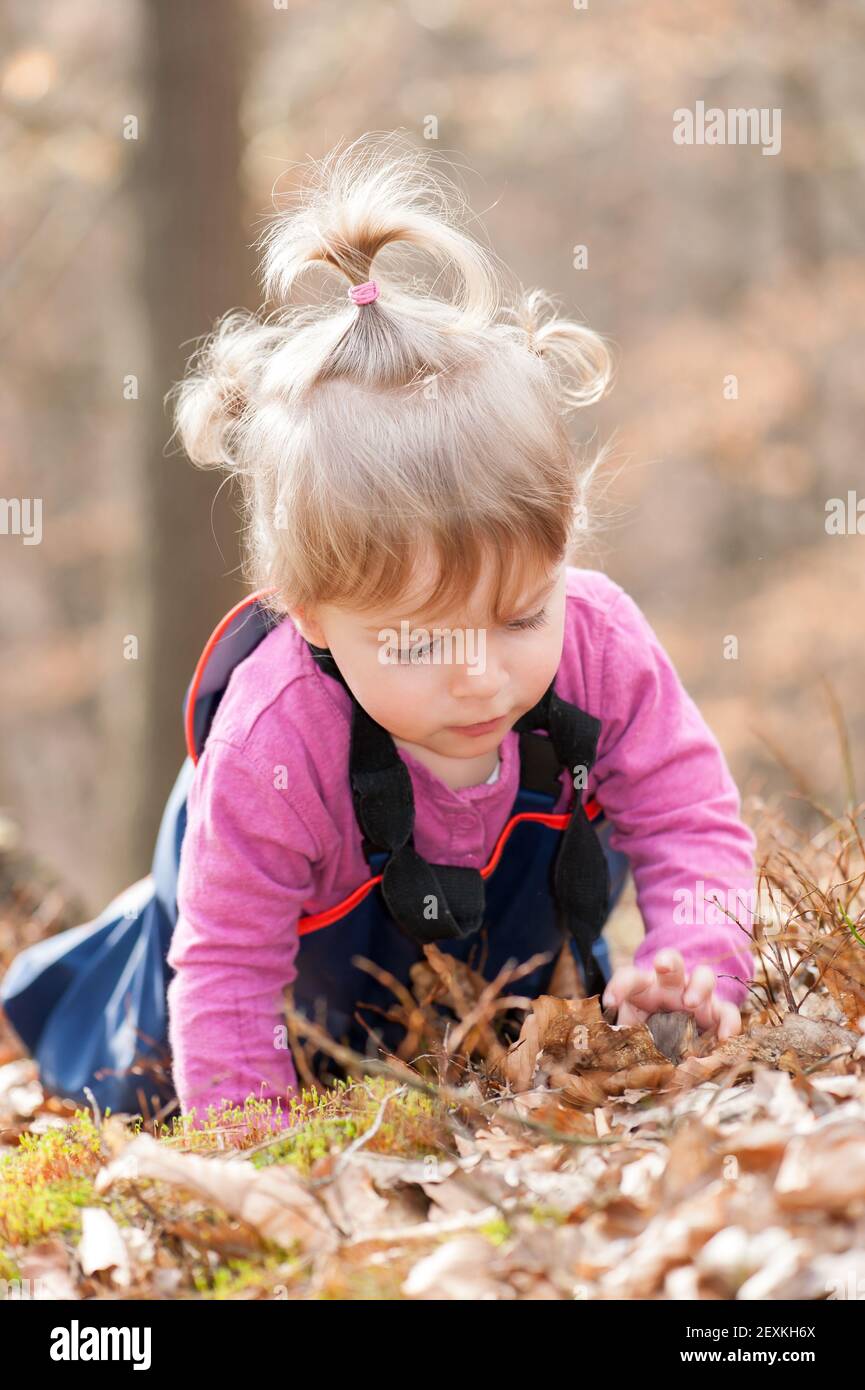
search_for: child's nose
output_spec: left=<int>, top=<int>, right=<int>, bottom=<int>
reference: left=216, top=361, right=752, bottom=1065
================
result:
left=447, top=648, right=507, bottom=701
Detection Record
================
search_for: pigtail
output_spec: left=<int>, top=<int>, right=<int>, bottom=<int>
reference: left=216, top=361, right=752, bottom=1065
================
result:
left=517, top=288, right=616, bottom=412
left=170, top=312, right=287, bottom=472
left=259, top=132, right=500, bottom=324
left=254, top=132, right=502, bottom=391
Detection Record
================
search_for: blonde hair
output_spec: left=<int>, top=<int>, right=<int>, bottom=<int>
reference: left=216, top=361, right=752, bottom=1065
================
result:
left=170, top=131, right=616, bottom=626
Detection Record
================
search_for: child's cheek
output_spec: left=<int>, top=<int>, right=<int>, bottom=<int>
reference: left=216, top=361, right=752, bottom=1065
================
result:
left=363, top=662, right=441, bottom=739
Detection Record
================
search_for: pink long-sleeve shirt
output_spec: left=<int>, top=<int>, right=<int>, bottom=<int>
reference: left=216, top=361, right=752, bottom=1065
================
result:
left=166, top=567, right=757, bottom=1124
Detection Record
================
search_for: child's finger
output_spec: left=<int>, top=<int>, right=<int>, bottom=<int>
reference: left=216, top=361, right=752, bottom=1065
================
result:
left=714, top=1000, right=742, bottom=1040
left=651, top=949, right=687, bottom=991
left=682, top=964, right=716, bottom=1009
left=602, top=965, right=655, bottom=1009
left=615, top=999, right=650, bottom=1027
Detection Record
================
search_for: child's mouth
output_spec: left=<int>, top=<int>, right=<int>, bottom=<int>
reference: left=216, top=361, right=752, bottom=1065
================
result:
left=447, top=715, right=507, bottom=738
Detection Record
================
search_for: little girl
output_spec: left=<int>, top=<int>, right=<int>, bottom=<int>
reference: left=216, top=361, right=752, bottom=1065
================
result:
left=167, top=134, right=757, bottom=1125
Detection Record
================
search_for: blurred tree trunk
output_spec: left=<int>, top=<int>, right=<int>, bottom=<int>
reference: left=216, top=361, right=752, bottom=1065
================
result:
left=128, top=0, right=254, bottom=863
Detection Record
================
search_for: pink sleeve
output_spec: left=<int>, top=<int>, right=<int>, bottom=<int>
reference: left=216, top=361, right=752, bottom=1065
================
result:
left=590, top=588, right=757, bottom=1006
left=166, top=736, right=321, bottom=1127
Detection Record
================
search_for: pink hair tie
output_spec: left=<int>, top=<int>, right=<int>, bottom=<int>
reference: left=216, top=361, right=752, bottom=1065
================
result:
left=348, top=279, right=380, bottom=306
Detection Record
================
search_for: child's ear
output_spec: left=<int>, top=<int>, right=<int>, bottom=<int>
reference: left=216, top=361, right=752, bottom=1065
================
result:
left=289, top=605, right=328, bottom=649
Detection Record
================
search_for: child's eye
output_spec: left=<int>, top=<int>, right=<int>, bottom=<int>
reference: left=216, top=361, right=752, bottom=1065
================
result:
left=506, top=607, right=548, bottom=633
left=398, top=636, right=441, bottom=660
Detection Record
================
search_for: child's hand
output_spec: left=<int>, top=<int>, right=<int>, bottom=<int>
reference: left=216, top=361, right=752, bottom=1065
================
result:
left=601, top=948, right=742, bottom=1040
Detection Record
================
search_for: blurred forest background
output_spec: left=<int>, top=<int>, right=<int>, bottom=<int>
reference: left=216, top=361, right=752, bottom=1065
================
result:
left=1, top=0, right=863, bottom=915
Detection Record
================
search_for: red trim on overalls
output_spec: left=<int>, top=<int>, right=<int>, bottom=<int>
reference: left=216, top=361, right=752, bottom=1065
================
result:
left=298, top=801, right=602, bottom=936
left=186, top=590, right=603, bottom=937
left=185, top=586, right=279, bottom=765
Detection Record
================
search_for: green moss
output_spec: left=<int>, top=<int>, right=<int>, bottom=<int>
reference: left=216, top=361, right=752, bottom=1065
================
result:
left=152, top=1075, right=452, bottom=1165
left=530, top=1204, right=568, bottom=1225
left=157, top=1094, right=294, bottom=1150
left=192, top=1253, right=300, bottom=1300
left=0, top=1111, right=103, bottom=1246
left=478, top=1216, right=511, bottom=1245
left=151, top=1075, right=452, bottom=1171
left=318, top=1263, right=409, bottom=1300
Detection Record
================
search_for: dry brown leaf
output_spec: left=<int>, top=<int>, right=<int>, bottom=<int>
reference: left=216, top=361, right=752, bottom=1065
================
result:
left=619, top=1151, right=668, bottom=1201
left=402, top=1234, right=508, bottom=1300
left=599, top=1185, right=730, bottom=1297
left=94, top=1133, right=338, bottom=1254
left=344, top=1205, right=501, bottom=1249
left=736, top=1238, right=813, bottom=1299
left=343, top=1153, right=461, bottom=1188
left=420, top=1176, right=492, bottom=1216
left=695, top=1224, right=798, bottom=1296
left=606, top=1062, right=677, bottom=1094
left=716, top=1121, right=793, bottom=1170
left=589, top=1019, right=678, bottom=1073
left=472, top=1125, right=533, bottom=1161
left=775, top=1117, right=865, bottom=1211
left=16, top=1238, right=80, bottom=1300
left=547, top=1068, right=611, bottom=1108
left=159, top=1216, right=264, bottom=1260
left=676, top=1013, right=858, bottom=1083
left=660, top=1120, right=721, bottom=1202
left=750, top=1066, right=815, bottom=1125
left=531, top=1101, right=602, bottom=1137
left=0, top=1057, right=43, bottom=1119
left=316, top=1161, right=394, bottom=1238
left=500, top=993, right=673, bottom=1095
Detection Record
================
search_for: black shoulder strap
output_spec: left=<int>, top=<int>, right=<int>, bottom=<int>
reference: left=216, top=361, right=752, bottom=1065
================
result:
left=306, top=641, right=609, bottom=994
left=308, top=643, right=483, bottom=942
left=518, top=729, right=564, bottom=799
left=514, top=683, right=610, bottom=996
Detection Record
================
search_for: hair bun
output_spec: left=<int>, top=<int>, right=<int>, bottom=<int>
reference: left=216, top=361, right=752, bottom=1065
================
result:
left=517, top=288, right=615, bottom=412
left=257, top=130, right=499, bottom=325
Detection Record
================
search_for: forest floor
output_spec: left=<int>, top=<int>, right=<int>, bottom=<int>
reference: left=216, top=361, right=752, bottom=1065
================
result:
left=2, top=784, right=865, bottom=1302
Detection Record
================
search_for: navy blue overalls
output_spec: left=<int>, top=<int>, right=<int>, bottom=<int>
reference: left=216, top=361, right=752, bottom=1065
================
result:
left=0, top=590, right=629, bottom=1116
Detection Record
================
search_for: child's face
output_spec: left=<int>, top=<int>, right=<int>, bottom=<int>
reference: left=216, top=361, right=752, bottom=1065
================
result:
left=292, top=553, right=568, bottom=762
